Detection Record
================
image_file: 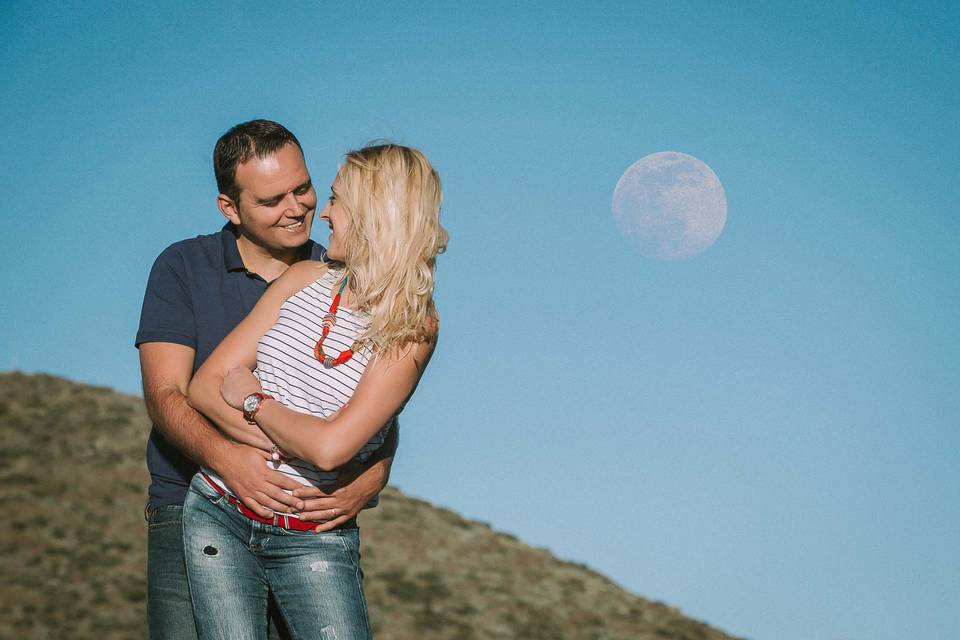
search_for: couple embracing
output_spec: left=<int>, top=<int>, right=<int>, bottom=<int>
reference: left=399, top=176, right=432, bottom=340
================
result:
left=136, top=119, right=447, bottom=639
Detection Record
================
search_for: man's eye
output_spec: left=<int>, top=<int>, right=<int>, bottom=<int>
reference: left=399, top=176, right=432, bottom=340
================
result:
left=294, top=185, right=311, bottom=195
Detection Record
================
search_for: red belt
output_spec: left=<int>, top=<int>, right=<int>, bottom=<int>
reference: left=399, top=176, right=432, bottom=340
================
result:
left=201, top=473, right=317, bottom=532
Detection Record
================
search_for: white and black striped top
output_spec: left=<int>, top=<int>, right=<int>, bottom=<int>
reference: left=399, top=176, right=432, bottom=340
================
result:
left=205, top=267, right=395, bottom=500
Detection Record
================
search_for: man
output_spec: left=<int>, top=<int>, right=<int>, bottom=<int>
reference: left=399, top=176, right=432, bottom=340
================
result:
left=135, top=119, right=396, bottom=639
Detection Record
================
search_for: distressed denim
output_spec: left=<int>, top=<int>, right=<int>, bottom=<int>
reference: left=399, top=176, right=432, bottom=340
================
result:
left=147, top=502, right=291, bottom=640
left=182, top=474, right=371, bottom=640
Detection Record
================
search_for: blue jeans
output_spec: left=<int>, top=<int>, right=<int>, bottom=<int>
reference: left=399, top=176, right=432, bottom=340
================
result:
left=147, top=504, right=200, bottom=640
left=147, top=502, right=292, bottom=640
left=182, top=474, right=371, bottom=640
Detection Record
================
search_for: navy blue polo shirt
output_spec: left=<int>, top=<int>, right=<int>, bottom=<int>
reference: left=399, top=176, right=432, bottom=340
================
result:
left=135, top=223, right=326, bottom=507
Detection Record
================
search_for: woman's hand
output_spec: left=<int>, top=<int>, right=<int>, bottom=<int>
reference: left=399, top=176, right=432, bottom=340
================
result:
left=220, top=366, right=262, bottom=410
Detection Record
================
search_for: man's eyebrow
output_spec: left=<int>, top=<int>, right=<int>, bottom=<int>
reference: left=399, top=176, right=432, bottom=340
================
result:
left=254, top=179, right=312, bottom=205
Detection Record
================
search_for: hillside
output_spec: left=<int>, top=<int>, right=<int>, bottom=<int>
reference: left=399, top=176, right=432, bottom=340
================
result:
left=0, top=372, right=743, bottom=640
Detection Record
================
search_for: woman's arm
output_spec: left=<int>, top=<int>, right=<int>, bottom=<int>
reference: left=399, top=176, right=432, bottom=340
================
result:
left=187, top=261, right=328, bottom=449
left=222, top=338, right=435, bottom=471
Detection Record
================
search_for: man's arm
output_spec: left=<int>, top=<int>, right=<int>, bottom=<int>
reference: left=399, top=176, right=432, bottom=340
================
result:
left=140, top=342, right=304, bottom=517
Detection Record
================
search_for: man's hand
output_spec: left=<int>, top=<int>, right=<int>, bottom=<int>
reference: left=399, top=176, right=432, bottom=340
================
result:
left=293, top=458, right=391, bottom=532
left=212, top=441, right=305, bottom=518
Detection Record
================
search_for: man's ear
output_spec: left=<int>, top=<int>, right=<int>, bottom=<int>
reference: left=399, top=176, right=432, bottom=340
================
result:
left=217, top=193, right=241, bottom=225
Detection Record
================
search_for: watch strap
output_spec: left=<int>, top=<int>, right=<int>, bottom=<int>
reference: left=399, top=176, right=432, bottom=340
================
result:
left=242, top=392, right=274, bottom=424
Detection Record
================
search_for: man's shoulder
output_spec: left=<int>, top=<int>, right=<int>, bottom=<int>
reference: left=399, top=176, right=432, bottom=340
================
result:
left=152, top=228, right=228, bottom=271
left=157, top=228, right=225, bottom=259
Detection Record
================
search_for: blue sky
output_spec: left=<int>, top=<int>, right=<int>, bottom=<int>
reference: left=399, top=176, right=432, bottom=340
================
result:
left=3, top=2, right=958, bottom=638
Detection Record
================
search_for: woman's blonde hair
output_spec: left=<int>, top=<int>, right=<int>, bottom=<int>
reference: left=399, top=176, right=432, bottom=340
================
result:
left=331, top=143, right=448, bottom=355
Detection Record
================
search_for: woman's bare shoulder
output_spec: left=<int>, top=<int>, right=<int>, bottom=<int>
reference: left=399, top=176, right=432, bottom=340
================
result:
left=273, top=260, right=329, bottom=296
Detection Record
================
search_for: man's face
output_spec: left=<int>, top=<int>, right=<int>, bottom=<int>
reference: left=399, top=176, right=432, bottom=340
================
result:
left=225, top=143, right=317, bottom=251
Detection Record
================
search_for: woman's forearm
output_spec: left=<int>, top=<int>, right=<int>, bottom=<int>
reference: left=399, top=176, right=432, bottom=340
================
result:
left=188, top=373, right=273, bottom=451
left=253, top=400, right=355, bottom=471
left=241, top=341, right=429, bottom=471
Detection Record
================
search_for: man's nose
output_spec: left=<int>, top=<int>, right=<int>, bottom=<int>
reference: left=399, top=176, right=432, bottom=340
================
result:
left=282, top=192, right=303, bottom=214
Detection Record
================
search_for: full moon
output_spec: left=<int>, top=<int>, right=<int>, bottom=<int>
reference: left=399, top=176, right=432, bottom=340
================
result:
left=612, top=151, right=727, bottom=260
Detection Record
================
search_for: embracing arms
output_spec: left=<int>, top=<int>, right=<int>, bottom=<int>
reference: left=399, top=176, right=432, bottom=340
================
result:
left=140, top=250, right=390, bottom=528
left=188, top=260, right=433, bottom=473
left=139, top=342, right=305, bottom=517
left=220, top=337, right=432, bottom=471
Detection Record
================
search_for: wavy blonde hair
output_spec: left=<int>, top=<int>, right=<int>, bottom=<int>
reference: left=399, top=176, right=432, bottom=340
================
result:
left=330, top=143, right=448, bottom=355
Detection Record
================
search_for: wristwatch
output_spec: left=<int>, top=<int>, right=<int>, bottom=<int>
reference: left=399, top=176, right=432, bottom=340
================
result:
left=242, top=392, right=273, bottom=424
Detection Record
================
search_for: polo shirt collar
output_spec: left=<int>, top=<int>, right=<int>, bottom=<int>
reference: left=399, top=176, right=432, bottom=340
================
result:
left=221, top=223, right=247, bottom=272
left=219, top=222, right=325, bottom=273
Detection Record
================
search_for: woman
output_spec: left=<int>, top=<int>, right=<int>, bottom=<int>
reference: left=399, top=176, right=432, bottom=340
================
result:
left=183, top=143, right=447, bottom=640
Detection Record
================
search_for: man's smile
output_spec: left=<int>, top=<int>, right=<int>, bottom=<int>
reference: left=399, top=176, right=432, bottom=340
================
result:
left=280, top=219, right=305, bottom=231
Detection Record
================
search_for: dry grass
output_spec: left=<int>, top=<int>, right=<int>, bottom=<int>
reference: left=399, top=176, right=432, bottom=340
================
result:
left=0, top=372, right=743, bottom=640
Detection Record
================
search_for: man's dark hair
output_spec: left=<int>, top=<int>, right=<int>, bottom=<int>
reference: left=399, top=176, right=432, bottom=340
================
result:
left=214, top=119, right=303, bottom=204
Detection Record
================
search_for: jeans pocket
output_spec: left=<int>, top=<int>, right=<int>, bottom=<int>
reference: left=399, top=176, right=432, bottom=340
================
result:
left=189, top=473, right=227, bottom=506
left=146, top=504, right=184, bottom=530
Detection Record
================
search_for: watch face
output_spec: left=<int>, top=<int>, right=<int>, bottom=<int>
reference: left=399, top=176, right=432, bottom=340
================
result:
left=243, top=394, right=260, bottom=413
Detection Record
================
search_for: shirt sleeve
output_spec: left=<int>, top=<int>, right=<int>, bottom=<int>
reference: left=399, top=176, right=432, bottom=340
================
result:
left=135, top=246, right=197, bottom=349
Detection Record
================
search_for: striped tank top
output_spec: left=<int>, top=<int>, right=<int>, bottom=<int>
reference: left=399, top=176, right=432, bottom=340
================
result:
left=204, top=266, right=395, bottom=502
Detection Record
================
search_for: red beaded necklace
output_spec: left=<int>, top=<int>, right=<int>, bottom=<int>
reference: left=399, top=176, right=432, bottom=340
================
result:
left=314, top=274, right=363, bottom=368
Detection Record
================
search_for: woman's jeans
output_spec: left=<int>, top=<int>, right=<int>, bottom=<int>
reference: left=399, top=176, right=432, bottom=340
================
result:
left=182, top=474, right=371, bottom=640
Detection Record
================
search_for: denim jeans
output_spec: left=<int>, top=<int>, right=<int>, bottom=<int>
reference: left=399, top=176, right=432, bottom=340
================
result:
left=147, top=504, right=200, bottom=640
left=182, top=474, right=371, bottom=640
left=147, top=502, right=292, bottom=640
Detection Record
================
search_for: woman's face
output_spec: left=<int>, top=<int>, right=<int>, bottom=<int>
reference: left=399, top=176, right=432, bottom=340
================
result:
left=319, top=174, right=351, bottom=262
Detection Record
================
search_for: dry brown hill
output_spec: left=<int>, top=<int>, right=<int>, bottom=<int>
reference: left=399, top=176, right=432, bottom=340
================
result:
left=0, top=372, right=743, bottom=640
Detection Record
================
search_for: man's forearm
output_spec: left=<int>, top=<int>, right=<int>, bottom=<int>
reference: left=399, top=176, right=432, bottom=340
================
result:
left=145, top=386, right=236, bottom=469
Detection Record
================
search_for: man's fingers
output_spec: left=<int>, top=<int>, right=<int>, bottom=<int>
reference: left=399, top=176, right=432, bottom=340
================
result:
left=259, top=487, right=304, bottom=512
left=312, top=514, right=352, bottom=533
left=291, top=485, right=335, bottom=499
left=299, top=497, right=339, bottom=513
left=300, top=505, right=355, bottom=523
left=256, top=463, right=308, bottom=491
left=236, top=495, right=273, bottom=519
left=255, top=471, right=305, bottom=502
left=244, top=490, right=301, bottom=515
